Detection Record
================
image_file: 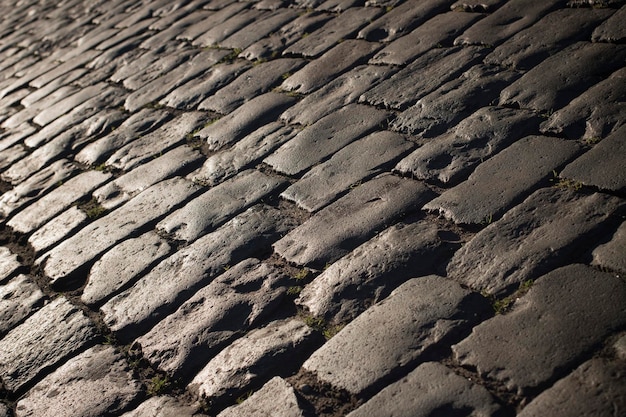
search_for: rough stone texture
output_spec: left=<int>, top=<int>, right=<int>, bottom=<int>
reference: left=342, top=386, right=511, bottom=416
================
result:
left=157, top=169, right=286, bottom=243
left=592, top=4, right=626, bottom=43
left=0, top=297, right=97, bottom=392
left=32, top=83, right=108, bottom=127
left=121, top=47, right=195, bottom=91
left=135, top=259, right=289, bottom=378
left=615, top=334, right=626, bottom=361
left=395, top=106, right=541, bottom=184
left=451, top=0, right=506, bottom=11
left=14, top=345, right=142, bottom=417
left=448, top=188, right=624, bottom=295
left=347, top=362, right=501, bottom=417
left=559, top=124, right=626, bottom=193
left=275, top=175, right=433, bottom=269
left=281, top=131, right=413, bottom=212
left=425, top=136, right=580, bottom=224
left=264, top=104, right=390, bottom=176
left=296, top=220, right=445, bottom=323
left=28, top=207, right=87, bottom=255
left=592, top=221, right=626, bottom=275
left=120, top=396, right=203, bottom=417
left=192, top=9, right=266, bottom=48
left=220, top=9, right=299, bottom=50
left=0, top=246, right=21, bottom=284
left=0, top=274, right=45, bottom=336
left=303, top=276, right=490, bottom=395
left=453, top=264, right=626, bottom=395
left=1, top=85, right=79, bottom=129
left=216, top=377, right=305, bottom=417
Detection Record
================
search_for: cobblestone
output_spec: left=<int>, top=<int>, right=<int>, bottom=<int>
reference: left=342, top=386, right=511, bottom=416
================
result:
left=592, top=220, right=626, bottom=275
left=217, top=377, right=305, bottom=417
left=120, top=396, right=204, bottom=417
left=0, top=274, right=45, bottom=336
left=591, top=3, right=626, bottom=43
left=0, top=246, right=21, bottom=284
left=28, top=207, right=88, bottom=254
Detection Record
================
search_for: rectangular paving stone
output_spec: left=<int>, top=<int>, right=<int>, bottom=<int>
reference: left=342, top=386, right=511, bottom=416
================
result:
left=122, top=47, right=195, bottom=91
left=1, top=85, right=79, bottom=129
left=453, top=264, right=626, bottom=395
left=109, top=45, right=172, bottom=84
left=424, top=136, right=580, bottom=225
left=177, top=2, right=250, bottom=42
left=592, top=3, right=626, bottom=43
left=446, top=187, right=625, bottom=295
left=29, top=50, right=102, bottom=89
left=0, top=144, right=27, bottom=173
left=219, top=8, right=299, bottom=50
left=0, top=246, right=21, bottom=284
left=0, top=274, right=45, bottom=336
left=0, top=123, right=36, bottom=153
left=0, top=297, right=97, bottom=392
left=281, top=131, right=413, bottom=212
left=274, top=174, right=433, bottom=269
left=31, top=81, right=107, bottom=126
left=29, top=207, right=88, bottom=255
left=119, top=396, right=201, bottom=417
left=303, top=276, right=490, bottom=395
left=451, top=0, right=505, bottom=11
left=192, top=8, right=265, bottom=48
left=19, top=69, right=87, bottom=109
left=217, top=377, right=305, bottom=417
left=592, top=220, right=626, bottom=275
left=264, top=104, right=390, bottom=176
left=140, top=11, right=213, bottom=49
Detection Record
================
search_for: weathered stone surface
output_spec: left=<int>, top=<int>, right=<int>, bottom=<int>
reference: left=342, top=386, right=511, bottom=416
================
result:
left=82, top=232, right=171, bottom=307
left=220, top=9, right=299, bottom=50
left=297, top=220, right=445, bottom=323
left=190, top=318, right=319, bottom=401
left=28, top=207, right=87, bottom=255
left=395, top=106, right=541, bottom=184
left=14, top=345, right=142, bottom=417
left=197, top=92, right=296, bottom=152
left=20, top=69, right=87, bottom=108
left=0, top=144, right=27, bottom=172
left=120, top=396, right=203, bottom=417
left=31, top=83, right=107, bottom=127
left=192, top=9, right=265, bottom=48
left=157, top=170, right=286, bottom=243
left=275, top=175, right=433, bottom=268
left=370, top=12, right=482, bottom=65
left=175, top=2, right=252, bottom=42
left=264, top=104, right=390, bottom=176
left=281, top=40, right=379, bottom=94
left=0, top=123, right=35, bottom=153
left=451, top=0, right=505, bottom=11
left=217, top=377, right=305, bottom=417
left=447, top=188, right=624, bottom=295
left=615, top=333, right=626, bottom=361
left=0, top=246, right=21, bottom=284
left=0, top=274, right=44, bottom=336
left=198, top=58, right=303, bottom=114
left=485, top=8, right=613, bottom=69
left=122, top=47, right=195, bottom=91
left=592, top=221, right=626, bottom=275
left=304, top=276, right=490, bottom=394
left=1, top=85, right=78, bottom=129
left=347, top=362, right=501, bottom=417
left=0, top=297, right=97, bottom=392
left=425, top=136, right=580, bottom=225
left=135, top=259, right=289, bottom=378
left=43, top=178, right=201, bottom=288
left=0, top=403, right=8, bottom=417
left=500, top=42, right=626, bottom=113
left=454, top=264, right=626, bottom=395
left=560, top=124, right=626, bottom=193
left=592, top=4, right=626, bottom=43
left=102, top=205, right=294, bottom=339
left=282, top=131, right=413, bottom=212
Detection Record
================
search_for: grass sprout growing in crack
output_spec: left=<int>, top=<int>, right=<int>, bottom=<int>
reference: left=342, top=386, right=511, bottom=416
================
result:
left=147, top=375, right=171, bottom=396
left=490, top=279, right=534, bottom=314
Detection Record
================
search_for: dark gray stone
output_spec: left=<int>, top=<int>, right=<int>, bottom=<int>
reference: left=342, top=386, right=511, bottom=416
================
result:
left=592, top=221, right=626, bottom=275
left=424, top=136, right=580, bottom=225
left=560, top=124, right=626, bottom=193
left=122, top=47, right=195, bottom=91
left=0, top=274, right=45, bottom=336
left=0, top=247, right=21, bottom=284
left=274, top=174, right=433, bottom=269
left=94, top=17, right=156, bottom=52
left=592, top=4, right=626, bottom=43
left=219, top=9, right=299, bottom=50
left=120, top=396, right=203, bottom=417
left=140, top=12, right=212, bottom=50
left=453, top=264, right=626, bottom=395
left=347, top=362, right=501, bottom=417
left=217, top=377, right=305, bottom=417
left=176, top=2, right=250, bottom=43
left=451, top=0, right=505, bottom=11
left=192, top=9, right=265, bottom=48
left=615, top=334, right=626, bottom=361
left=28, top=207, right=87, bottom=255
left=0, top=297, right=97, bottom=392
left=281, top=131, right=413, bottom=212
left=395, top=106, right=541, bottom=184
left=264, top=104, right=390, bottom=176
left=303, top=276, right=489, bottom=394
left=109, top=45, right=174, bottom=84
left=14, top=345, right=142, bottom=417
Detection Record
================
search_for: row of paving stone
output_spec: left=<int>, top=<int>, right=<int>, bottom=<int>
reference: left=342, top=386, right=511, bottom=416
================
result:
left=0, top=0, right=625, bottom=416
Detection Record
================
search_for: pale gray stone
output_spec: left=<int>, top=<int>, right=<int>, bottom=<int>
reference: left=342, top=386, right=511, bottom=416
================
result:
left=451, top=0, right=505, bottom=11
left=217, top=377, right=305, bottom=417
left=615, top=334, right=626, bottom=361
left=219, top=9, right=299, bottom=50
left=120, top=396, right=203, bottom=417
left=1, top=85, right=78, bottom=129
left=29, top=207, right=87, bottom=255
left=0, top=246, right=21, bottom=283
left=122, top=47, right=194, bottom=91
left=192, top=9, right=266, bottom=48
left=32, top=83, right=108, bottom=127
left=0, top=274, right=45, bottom=336
left=592, top=221, right=626, bottom=275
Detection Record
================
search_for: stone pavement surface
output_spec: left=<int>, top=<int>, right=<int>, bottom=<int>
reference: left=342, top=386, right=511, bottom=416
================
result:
left=0, top=0, right=624, bottom=416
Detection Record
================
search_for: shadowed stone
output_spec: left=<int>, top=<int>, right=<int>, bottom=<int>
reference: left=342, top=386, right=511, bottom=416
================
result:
left=0, top=274, right=45, bottom=336
left=119, top=396, right=203, bottom=417
left=29, top=207, right=87, bottom=255
left=592, top=4, right=626, bottom=43
left=192, top=9, right=265, bottom=48
left=217, top=377, right=305, bottom=417
left=592, top=221, right=626, bottom=275
left=220, top=9, right=299, bottom=50
left=451, top=0, right=505, bottom=11
left=453, top=265, right=626, bottom=395
left=122, top=47, right=195, bottom=91
left=0, top=246, right=21, bottom=284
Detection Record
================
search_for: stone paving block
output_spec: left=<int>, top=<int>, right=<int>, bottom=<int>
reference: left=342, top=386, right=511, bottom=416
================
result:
left=615, top=333, right=626, bottom=361
left=346, top=362, right=501, bottom=417
left=0, top=144, right=27, bottom=173
left=14, top=345, right=142, bottom=417
left=192, top=8, right=266, bottom=48
left=192, top=123, right=298, bottom=186
left=265, top=104, right=390, bottom=176
left=0, top=274, right=45, bottom=336
left=360, top=46, right=485, bottom=110
left=1, top=85, right=79, bottom=129
left=120, top=396, right=204, bottom=417
left=297, top=220, right=445, bottom=323
left=560, top=124, right=626, bottom=193
left=395, top=106, right=541, bottom=184
left=592, top=4, right=626, bottom=43
left=82, top=232, right=172, bottom=307
left=219, top=8, right=299, bottom=50
left=157, top=169, right=286, bottom=243
left=197, top=92, right=296, bottom=152
left=0, top=124, right=35, bottom=153
left=0, top=403, right=7, bottom=417
left=87, top=33, right=153, bottom=71
left=122, top=47, right=195, bottom=91
left=31, top=83, right=107, bottom=127
left=42, top=178, right=201, bottom=288
left=95, top=17, right=157, bottom=51
left=451, top=0, right=505, bottom=11
left=102, top=205, right=295, bottom=339
left=177, top=2, right=250, bottom=42
left=0, top=246, right=21, bottom=284
left=592, top=221, right=626, bottom=275
left=454, top=0, right=563, bottom=47
left=425, top=136, right=580, bottom=225
left=391, top=65, right=519, bottom=137
left=0, top=297, right=97, bottom=392
left=140, top=11, right=212, bottom=49
left=30, top=50, right=102, bottom=90
left=358, top=0, right=453, bottom=42
left=280, top=64, right=395, bottom=126
left=303, top=276, right=490, bottom=395
left=284, top=7, right=382, bottom=58
left=282, top=131, right=413, bottom=212
left=217, top=377, right=305, bottom=417
left=370, top=12, right=482, bottom=66
left=485, top=8, right=613, bottom=70
left=198, top=58, right=304, bottom=114
left=135, top=258, right=289, bottom=378
left=94, top=146, right=202, bottom=210
left=7, top=170, right=110, bottom=234
left=500, top=42, right=626, bottom=114
left=20, top=69, right=87, bottom=108
left=190, top=318, right=319, bottom=402
left=28, top=207, right=88, bottom=255
left=109, top=45, right=174, bottom=84
left=280, top=40, right=380, bottom=95
left=274, top=174, right=433, bottom=269
left=453, top=264, right=626, bottom=395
